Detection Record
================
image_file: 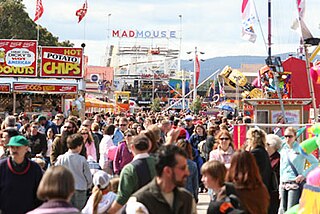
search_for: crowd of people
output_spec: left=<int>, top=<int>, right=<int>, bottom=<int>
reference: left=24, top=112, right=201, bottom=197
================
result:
left=0, top=110, right=318, bottom=214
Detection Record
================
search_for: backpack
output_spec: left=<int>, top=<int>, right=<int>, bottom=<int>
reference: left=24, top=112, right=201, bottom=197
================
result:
left=208, top=182, right=246, bottom=214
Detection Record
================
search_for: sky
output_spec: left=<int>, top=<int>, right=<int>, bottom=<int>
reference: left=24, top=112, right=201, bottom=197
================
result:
left=23, top=0, right=319, bottom=66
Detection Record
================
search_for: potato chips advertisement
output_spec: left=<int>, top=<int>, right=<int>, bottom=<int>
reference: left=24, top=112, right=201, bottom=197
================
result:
left=41, top=47, right=83, bottom=78
left=0, top=39, right=37, bottom=77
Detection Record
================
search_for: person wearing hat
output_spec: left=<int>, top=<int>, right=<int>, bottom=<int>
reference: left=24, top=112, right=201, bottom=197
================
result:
left=184, top=116, right=195, bottom=137
left=82, top=170, right=116, bottom=214
left=37, top=115, right=58, bottom=136
left=0, top=135, right=43, bottom=214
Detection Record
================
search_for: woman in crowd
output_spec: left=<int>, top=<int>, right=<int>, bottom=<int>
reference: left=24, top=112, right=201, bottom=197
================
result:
left=209, top=130, right=235, bottom=168
left=176, top=139, right=199, bottom=203
left=79, top=126, right=97, bottom=161
left=201, top=160, right=227, bottom=202
left=266, top=134, right=282, bottom=214
left=226, top=150, right=269, bottom=214
left=113, top=129, right=134, bottom=175
left=278, top=127, right=318, bottom=213
left=189, top=124, right=207, bottom=150
left=99, top=125, right=116, bottom=174
left=27, top=166, right=79, bottom=214
left=142, top=124, right=161, bottom=154
left=82, top=170, right=116, bottom=214
left=205, top=125, right=220, bottom=160
left=246, top=128, right=272, bottom=192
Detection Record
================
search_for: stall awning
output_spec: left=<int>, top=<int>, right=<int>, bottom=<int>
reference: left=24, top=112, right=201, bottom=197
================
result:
left=85, top=97, right=114, bottom=109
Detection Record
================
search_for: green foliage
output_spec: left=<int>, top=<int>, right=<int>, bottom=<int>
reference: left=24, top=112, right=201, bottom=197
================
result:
left=190, top=96, right=202, bottom=114
left=150, top=97, right=161, bottom=112
left=0, top=0, right=73, bottom=47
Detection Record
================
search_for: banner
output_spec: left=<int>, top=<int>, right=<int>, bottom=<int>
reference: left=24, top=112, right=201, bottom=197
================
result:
left=0, top=40, right=37, bottom=77
left=241, top=0, right=257, bottom=43
left=233, top=125, right=246, bottom=150
left=34, top=0, right=44, bottom=22
left=0, top=84, right=10, bottom=93
left=13, top=83, right=77, bottom=93
left=76, top=0, right=88, bottom=23
left=41, top=47, right=83, bottom=78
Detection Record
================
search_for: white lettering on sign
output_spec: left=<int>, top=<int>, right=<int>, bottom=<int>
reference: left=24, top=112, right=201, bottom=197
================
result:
left=112, top=30, right=177, bottom=38
left=43, top=52, right=81, bottom=64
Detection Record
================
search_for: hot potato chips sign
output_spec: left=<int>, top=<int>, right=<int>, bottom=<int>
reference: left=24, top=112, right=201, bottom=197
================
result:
left=41, top=47, right=83, bottom=78
left=0, top=39, right=37, bottom=77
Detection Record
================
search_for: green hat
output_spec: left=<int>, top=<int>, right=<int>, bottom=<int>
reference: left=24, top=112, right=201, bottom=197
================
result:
left=37, top=115, right=46, bottom=122
left=7, top=135, right=29, bottom=147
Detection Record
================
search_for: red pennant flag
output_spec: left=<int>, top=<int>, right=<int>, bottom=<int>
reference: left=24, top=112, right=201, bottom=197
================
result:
left=233, top=125, right=246, bottom=150
left=76, top=0, right=88, bottom=23
left=34, top=0, right=44, bottom=22
left=195, top=55, right=200, bottom=86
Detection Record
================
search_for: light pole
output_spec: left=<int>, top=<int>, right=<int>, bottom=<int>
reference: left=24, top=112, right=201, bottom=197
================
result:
left=106, top=13, right=112, bottom=66
left=178, top=15, right=185, bottom=110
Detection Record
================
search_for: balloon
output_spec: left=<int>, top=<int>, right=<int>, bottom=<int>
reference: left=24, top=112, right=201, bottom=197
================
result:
left=300, top=123, right=320, bottom=155
left=310, top=67, right=319, bottom=81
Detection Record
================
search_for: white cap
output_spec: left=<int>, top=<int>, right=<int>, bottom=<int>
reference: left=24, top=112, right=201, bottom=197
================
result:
left=93, top=170, right=110, bottom=189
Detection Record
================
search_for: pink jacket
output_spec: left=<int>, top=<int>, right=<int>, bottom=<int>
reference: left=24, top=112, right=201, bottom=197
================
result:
left=85, top=141, right=97, bottom=161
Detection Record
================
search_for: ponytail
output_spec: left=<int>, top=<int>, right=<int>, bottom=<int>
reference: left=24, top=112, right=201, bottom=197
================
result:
left=92, top=186, right=103, bottom=214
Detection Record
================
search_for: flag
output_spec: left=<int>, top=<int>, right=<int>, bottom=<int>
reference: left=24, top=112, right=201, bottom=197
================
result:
left=195, top=54, right=200, bottom=86
left=233, top=125, right=246, bottom=150
left=76, top=0, right=88, bottom=23
left=291, top=0, right=313, bottom=39
left=34, top=0, right=44, bottom=22
left=241, top=0, right=257, bottom=43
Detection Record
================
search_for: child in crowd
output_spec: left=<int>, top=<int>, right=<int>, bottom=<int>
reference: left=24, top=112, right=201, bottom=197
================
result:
left=82, top=170, right=117, bottom=214
left=55, top=133, right=93, bottom=210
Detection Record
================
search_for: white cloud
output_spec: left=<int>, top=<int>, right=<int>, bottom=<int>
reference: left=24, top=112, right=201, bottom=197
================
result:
left=22, top=0, right=320, bottom=65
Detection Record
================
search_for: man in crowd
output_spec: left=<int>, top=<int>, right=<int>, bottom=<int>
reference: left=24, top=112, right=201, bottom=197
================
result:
left=108, top=134, right=156, bottom=213
left=0, top=135, right=43, bottom=213
left=26, top=122, right=47, bottom=158
left=0, top=128, right=20, bottom=158
left=50, top=120, right=78, bottom=165
left=159, top=119, right=172, bottom=145
left=37, top=115, right=58, bottom=135
left=3, top=115, right=17, bottom=130
left=127, top=144, right=196, bottom=213
left=53, top=113, right=65, bottom=134
left=185, top=116, right=195, bottom=137
left=112, top=117, right=128, bottom=146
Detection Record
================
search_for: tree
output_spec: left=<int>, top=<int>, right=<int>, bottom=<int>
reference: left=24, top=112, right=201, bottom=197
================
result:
left=0, top=0, right=73, bottom=47
left=150, top=97, right=161, bottom=112
left=190, top=96, right=202, bottom=114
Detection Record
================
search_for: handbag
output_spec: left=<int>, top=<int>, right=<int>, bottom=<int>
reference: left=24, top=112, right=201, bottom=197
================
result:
left=286, top=154, right=306, bottom=190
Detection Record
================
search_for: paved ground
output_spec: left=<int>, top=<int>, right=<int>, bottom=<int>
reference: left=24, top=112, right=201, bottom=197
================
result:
left=197, top=192, right=210, bottom=214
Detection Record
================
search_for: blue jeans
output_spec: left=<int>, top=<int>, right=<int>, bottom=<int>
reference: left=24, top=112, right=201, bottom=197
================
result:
left=278, top=187, right=301, bottom=214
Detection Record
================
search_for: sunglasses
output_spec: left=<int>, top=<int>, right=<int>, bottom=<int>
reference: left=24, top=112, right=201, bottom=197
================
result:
left=126, top=134, right=133, bottom=137
left=64, top=126, right=73, bottom=129
left=120, top=124, right=127, bottom=126
left=220, top=138, right=230, bottom=141
left=81, top=132, right=89, bottom=135
left=284, top=135, right=294, bottom=138
left=82, top=124, right=89, bottom=127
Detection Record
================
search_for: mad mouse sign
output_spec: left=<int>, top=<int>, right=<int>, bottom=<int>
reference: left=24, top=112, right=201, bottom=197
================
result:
left=0, top=39, right=37, bottom=77
left=40, top=47, right=83, bottom=78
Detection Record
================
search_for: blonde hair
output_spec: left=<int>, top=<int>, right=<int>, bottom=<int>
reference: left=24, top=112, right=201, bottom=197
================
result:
left=92, top=183, right=111, bottom=214
left=247, top=128, right=267, bottom=148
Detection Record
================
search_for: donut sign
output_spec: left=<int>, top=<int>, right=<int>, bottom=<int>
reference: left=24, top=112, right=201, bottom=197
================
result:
left=0, top=39, right=37, bottom=77
left=40, top=47, right=83, bottom=78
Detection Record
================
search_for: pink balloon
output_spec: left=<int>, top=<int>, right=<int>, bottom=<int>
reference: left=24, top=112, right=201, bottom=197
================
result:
left=310, top=66, right=319, bottom=81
